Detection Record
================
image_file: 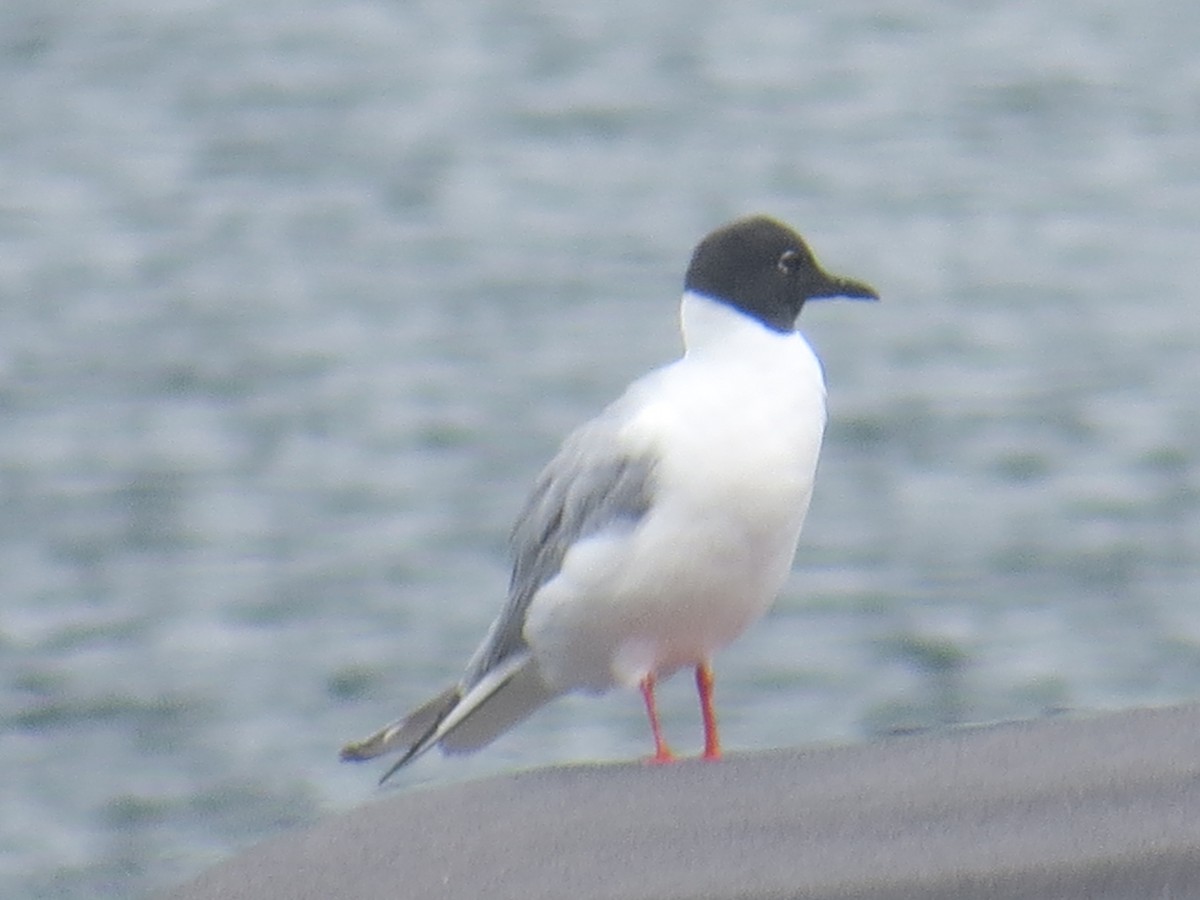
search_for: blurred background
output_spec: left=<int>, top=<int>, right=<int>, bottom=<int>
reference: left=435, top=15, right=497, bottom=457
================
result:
left=2, top=0, right=1198, bottom=895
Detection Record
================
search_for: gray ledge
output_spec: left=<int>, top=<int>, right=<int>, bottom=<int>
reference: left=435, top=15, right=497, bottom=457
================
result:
left=164, top=703, right=1200, bottom=899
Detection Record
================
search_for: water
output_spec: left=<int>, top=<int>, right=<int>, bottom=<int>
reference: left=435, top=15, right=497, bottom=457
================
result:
left=2, top=0, right=1198, bottom=895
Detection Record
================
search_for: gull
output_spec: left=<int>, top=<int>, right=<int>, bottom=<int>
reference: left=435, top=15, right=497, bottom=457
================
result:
left=341, top=215, right=877, bottom=782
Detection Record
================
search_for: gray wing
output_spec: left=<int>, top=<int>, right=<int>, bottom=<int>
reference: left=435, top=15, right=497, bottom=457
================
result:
left=460, top=409, right=657, bottom=687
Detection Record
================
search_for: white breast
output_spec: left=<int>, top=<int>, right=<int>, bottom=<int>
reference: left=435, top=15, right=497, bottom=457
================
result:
left=525, top=293, right=828, bottom=691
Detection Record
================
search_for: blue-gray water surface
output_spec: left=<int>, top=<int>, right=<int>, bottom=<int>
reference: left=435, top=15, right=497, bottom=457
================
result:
left=3, top=0, right=1198, bottom=896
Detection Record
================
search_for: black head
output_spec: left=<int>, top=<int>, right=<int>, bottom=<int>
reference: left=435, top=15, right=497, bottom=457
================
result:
left=683, top=215, right=879, bottom=332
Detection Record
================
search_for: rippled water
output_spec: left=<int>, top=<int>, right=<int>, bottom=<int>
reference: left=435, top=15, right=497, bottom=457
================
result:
left=3, top=0, right=1198, bottom=896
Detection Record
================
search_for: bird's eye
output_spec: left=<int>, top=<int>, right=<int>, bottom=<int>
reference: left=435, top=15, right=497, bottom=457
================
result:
left=776, top=249, right=800, bottom=274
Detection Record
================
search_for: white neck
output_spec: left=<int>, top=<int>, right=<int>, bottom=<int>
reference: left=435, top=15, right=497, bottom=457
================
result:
left=679, top=290, right=788, bottom=353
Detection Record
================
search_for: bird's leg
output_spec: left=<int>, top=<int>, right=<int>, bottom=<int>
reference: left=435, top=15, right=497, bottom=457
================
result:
left=696, top=662, right=721, bottom=760
left=639, top=674, right=675, bottom=764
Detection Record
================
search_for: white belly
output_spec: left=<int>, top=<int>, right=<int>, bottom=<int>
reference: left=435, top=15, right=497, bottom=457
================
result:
left=524, top=322, right=827, bottom=691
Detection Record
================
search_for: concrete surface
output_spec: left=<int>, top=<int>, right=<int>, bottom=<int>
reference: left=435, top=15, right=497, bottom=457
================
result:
left=163, top=703, right=1200, bottom=899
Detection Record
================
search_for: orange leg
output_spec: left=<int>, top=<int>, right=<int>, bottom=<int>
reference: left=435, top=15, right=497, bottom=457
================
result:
left=696, top=662, right=721, bottom=760
left=639, top=674, right=675, bottom=764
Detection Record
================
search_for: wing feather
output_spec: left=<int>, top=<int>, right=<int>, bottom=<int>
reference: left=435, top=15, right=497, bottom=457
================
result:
left=461, top=411, right=656, bottom=686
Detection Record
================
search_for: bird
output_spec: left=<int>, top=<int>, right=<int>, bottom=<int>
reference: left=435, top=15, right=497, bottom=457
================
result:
left=341, top=215, right=878, bottom=782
